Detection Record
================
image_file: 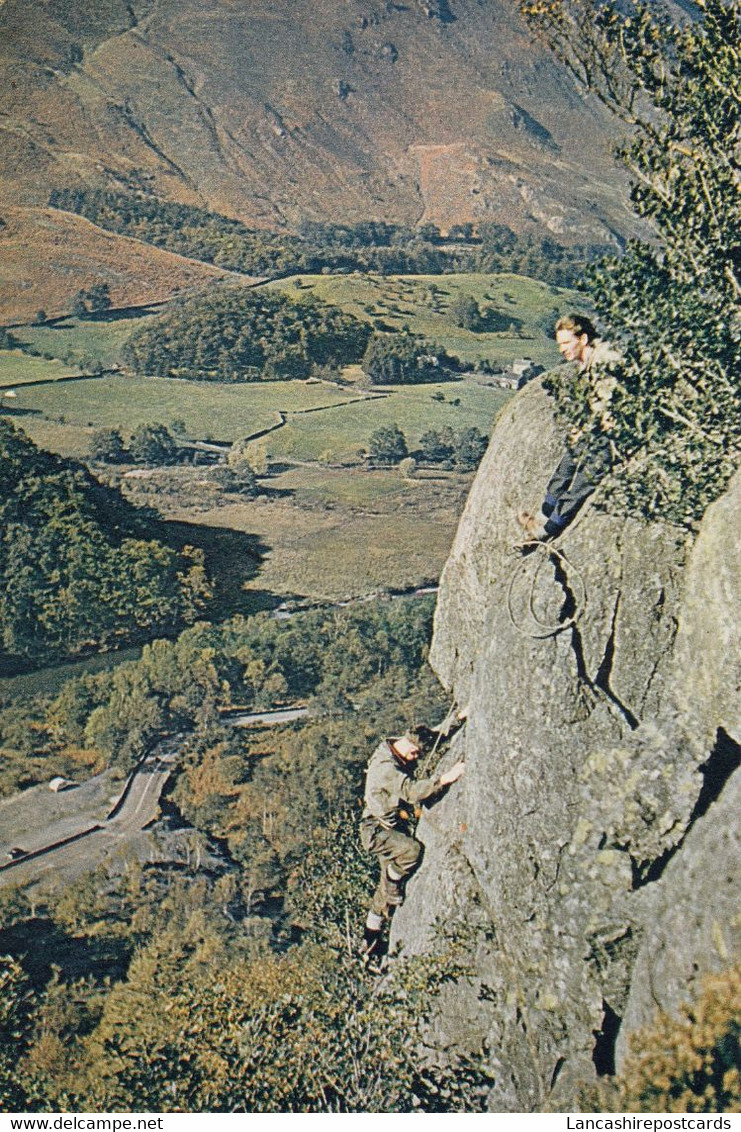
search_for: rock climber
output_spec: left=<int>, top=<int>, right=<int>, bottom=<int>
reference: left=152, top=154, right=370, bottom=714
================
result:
left=517, top=313, right=621, bottom=542
left=360, top=727, right=465, bottom=967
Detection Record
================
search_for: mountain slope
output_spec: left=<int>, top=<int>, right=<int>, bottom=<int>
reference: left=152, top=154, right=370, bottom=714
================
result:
left=0, top=206, right=248, bottom=323
left=0, top=0, right=635, bottom=241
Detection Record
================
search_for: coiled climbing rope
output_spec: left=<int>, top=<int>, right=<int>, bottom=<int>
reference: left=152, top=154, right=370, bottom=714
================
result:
left=505, top=536, right=588, bottom=640
left=503, top=481, right=608, bottom=640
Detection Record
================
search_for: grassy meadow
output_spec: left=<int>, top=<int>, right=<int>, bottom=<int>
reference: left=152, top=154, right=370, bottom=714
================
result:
left=8, top=372, right=357, bottom=450
left=2, top=270, right=569, bottom=602
left=12, top=313, right=158, bottom=372
left=0, top=350, right=82, bottom=386
left=261, top=381, right=509, bottom=463
left=268, top=271, right=578, bottom=366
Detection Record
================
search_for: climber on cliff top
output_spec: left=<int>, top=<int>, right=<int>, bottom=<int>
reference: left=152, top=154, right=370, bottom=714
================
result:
left=360, top=728, right=465, bottom=968
left=517, top=313, right=621, bottom=542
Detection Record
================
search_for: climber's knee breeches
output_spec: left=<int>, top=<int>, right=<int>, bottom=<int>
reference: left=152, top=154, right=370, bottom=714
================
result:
left=361, top=819, right=422, bottom=877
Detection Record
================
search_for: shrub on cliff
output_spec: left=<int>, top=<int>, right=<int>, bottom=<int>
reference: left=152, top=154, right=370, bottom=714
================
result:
left=618, top=963, right=741, bottom=1112
left=520, top=0, right=741, bottom=526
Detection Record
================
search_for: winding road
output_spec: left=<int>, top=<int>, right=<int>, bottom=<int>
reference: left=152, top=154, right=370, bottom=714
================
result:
left=0, top=707, right=309, bottom=888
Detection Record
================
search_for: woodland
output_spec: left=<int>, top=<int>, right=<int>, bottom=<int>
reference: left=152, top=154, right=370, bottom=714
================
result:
left=48, top=190, right=608, bottom=288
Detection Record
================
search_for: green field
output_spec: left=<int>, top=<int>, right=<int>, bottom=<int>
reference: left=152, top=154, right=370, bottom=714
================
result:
left=0, top=350, right=82, bottom=386
left=268, top=271, right=578, bottom=366
left=13, top=313, right=156, bottom=371
left=7, top=367, right=509, bottom=466
left=8, top=373, right=358, bottom=447
left=257, top=381, right=509, bottom=463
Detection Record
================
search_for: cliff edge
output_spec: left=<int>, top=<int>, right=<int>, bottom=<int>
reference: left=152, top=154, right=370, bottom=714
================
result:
left=392, top=376, right=741, bottom=1110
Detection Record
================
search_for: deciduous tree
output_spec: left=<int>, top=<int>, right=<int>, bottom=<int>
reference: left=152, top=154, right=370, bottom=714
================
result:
left=367, top=424, right=409, bottom=465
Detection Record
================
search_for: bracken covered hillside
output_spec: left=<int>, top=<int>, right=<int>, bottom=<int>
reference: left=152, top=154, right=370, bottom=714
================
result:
left=0, top=0, right=634, bottom=240
left=392, top=376, right=741, bottom=1110
left=0, top=206, right=247, bottom=323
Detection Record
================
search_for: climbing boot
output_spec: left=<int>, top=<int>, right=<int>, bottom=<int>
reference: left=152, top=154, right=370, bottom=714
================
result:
left=361, top=912, right=386, bottom=972
left=362, top=926, right=381, bottom=954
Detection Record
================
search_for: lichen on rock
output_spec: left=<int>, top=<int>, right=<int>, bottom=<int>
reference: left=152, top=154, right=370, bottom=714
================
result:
left=392, top=377, right=741, bottom=1110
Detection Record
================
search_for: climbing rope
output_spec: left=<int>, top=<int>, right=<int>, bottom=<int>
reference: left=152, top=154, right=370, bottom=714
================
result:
left=505, top=538, right=587, bottom=639
left=503, top=480, right=610, bottom=641
left=427, top=699, right=459, bottom=762
left=414, top=698, right=460, bottom=783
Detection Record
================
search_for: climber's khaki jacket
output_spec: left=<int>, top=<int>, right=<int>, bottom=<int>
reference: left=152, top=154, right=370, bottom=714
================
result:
left=361, top=740, right=442, bottom=829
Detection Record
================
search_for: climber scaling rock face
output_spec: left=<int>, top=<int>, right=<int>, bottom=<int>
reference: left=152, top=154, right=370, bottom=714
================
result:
left=517, top=313, right=621, bottom=544
left=359, top=729, right=464, bottom=969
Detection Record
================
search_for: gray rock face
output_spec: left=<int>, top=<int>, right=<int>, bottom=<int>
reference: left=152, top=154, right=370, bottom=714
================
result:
left=392, top=378, right=741, bottom=1110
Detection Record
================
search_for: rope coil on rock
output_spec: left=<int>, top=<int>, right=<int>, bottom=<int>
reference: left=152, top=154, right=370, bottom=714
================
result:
left=505, top=484, right=605, bottom=640
left=506, top=539, right=587, bottom=639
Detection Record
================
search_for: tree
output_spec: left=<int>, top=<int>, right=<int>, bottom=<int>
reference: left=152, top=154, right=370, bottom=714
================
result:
left=448, top=223, right=475, bottom=241
left=453, top=427, right=488, bottom=471
left=418, top=222, right=441, bottom=243
left=519, top=0, right=741, bottom=524
left=128, top=423, right=177, bottom=466
left=86, top=282, right=112, bottom=314
left=71, top=290, right=89, bottom=319
left=367, top=424, right=409, bottom=465
left=89, top=428, right=125, bottom=464
left=418, top=428, right=454, bottom=466
left=227, top=438, right=267, bottom=477
left=0, top=421, right=210, bottom=663
left=362, top=333, right=443, bottom=385
left=450, top=294, right=481, bottom=330
left=245, top=443, right=269, bottom=475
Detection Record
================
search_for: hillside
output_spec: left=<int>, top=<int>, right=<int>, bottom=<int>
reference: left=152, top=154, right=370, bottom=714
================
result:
left=0, top=206, right=251, bottom=324
left=392, top=376, right=741, bottom=1109
left=0, top=0, right=636, bottom=242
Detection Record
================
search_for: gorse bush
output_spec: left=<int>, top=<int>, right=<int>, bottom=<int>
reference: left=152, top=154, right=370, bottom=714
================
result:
left=521, top=0, right=741, bottom=525
left=618, top=962, right=741, bottom=1112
